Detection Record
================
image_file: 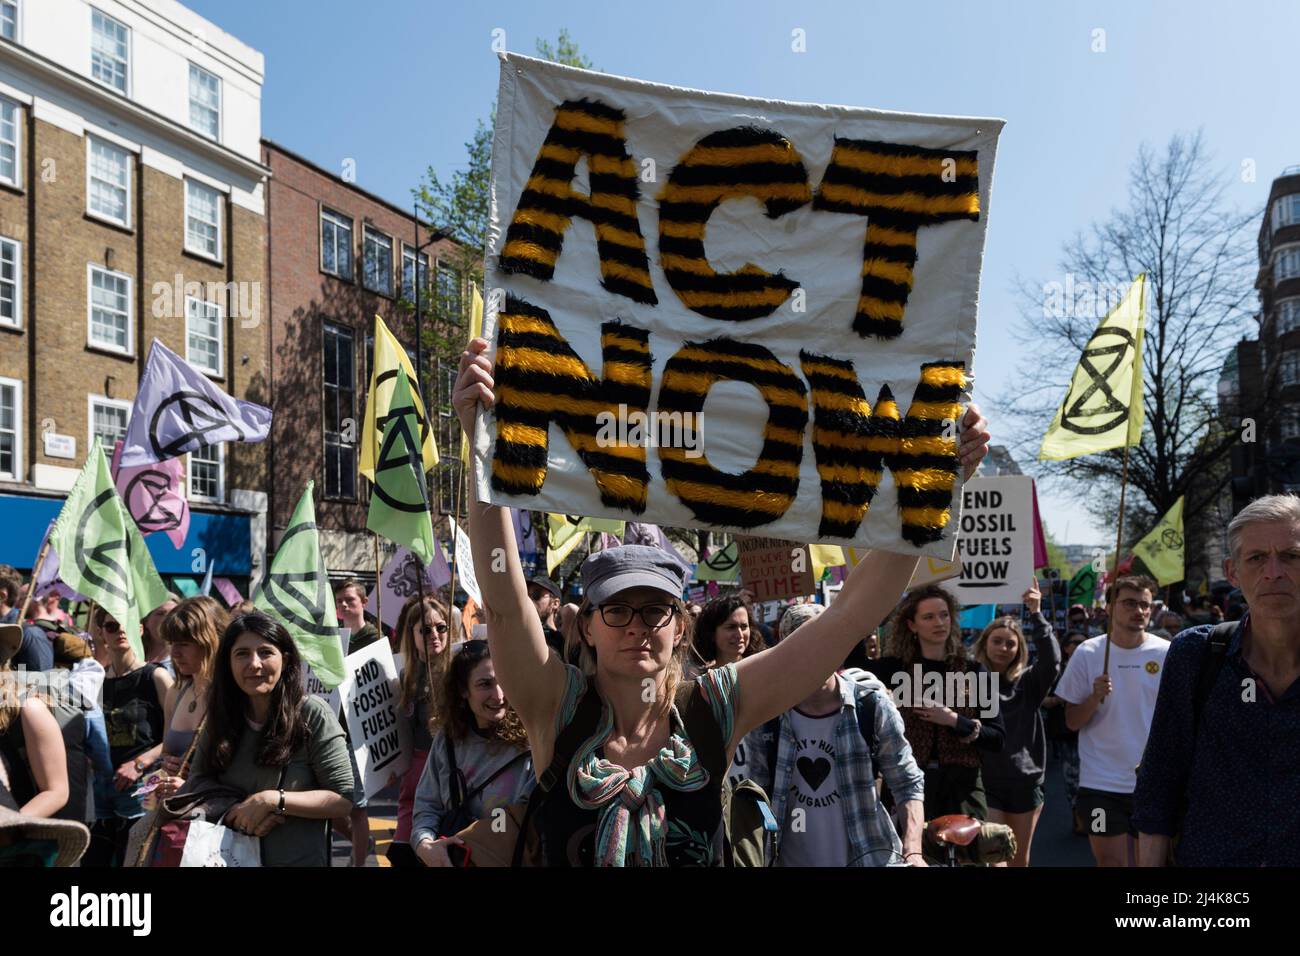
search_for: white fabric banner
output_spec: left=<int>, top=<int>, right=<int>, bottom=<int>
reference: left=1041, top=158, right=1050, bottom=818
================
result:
left=476, top=53, right=1003, bottom=557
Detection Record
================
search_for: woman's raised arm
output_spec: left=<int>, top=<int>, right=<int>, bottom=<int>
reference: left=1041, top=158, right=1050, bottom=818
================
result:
left=730, top=402, right=990, bottom=748
left=453, top=338, right=567, bottom=732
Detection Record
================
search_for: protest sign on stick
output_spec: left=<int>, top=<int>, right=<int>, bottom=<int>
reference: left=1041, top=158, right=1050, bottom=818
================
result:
left=338, top=639, right=411, bottom=799
left=942, top=475, right=1033, bottom=606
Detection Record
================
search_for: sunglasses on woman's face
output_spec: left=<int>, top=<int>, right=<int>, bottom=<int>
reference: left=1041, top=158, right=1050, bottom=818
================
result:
left=419, top=623, right=450, bottom=637
left=100, top=620, right=122, bottom=634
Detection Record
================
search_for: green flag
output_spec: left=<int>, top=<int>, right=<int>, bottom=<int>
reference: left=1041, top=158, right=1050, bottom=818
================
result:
left=255, top=481, right=346, bottom=688
left=1067, top=565, right=1097, bottom=607
left=1131, top=496, right=1185, bottom=587
left=366, top=365, right=434, bottom=565
left=51, top=438, right=169, bottom=659
left=694, top=540, right=740, bottom=583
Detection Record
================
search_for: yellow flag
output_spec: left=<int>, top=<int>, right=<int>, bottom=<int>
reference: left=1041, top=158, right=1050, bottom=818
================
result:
left=809, top=545, right=846, bottom=581
left=546, top=513, right=625, bottom=575
left=1039, top=274, right=1146, bottom=461
left=460, top=285, right=485, bottom=467
left=1131, top=496, right=1184, bottom=586
left=360, top=314, right=438, bottom=481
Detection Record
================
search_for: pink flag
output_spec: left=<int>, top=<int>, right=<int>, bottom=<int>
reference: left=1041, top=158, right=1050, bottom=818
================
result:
left=1030, top=480, right=1048, bottom=571
left=213, top=577, right=243, bottom=608
left=111, top=440, right=190, bottom=549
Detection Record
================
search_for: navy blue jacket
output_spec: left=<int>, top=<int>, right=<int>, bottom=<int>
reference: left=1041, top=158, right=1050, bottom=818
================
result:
left=1133, top=618, right=1300, bottom=866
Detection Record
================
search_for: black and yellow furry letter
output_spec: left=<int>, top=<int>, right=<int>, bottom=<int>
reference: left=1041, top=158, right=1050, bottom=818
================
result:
left=813, top=139, right=979, bottom=339
left=498, top=99, right=657, bottom=305
left=658, top=128, right=812, bottom=321
left=491, top=295, right=653, bottom=513
left=658, top=338, right=807, bottom=528
left=801, top=352, right=966, bottom=545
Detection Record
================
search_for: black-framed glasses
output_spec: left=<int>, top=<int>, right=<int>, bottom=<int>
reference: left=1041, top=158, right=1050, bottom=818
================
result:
left=101, top=620, right=122, bottom=634
left=596, top=603, right=676, bottom=630
left=419, top=623, right=450, bottom=636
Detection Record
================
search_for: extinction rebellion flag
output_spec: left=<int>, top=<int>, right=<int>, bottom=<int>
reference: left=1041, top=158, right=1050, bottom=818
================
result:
left=51, top=439, right=170, bottom=659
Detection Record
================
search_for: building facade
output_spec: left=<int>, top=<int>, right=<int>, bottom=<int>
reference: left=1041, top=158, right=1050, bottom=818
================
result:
left=261, top=140, right=466, bottom=581
left=0, top=0, right=270, bottom=592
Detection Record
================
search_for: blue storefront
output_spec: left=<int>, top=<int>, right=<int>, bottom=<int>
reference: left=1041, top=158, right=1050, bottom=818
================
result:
left=0, top=492, right=254, bottom=596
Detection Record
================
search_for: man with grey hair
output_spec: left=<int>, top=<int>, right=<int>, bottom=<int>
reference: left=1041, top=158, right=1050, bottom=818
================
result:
left=736, top=603, right=927, bottom=866
left=1134, top=493, right=1300, bottom=865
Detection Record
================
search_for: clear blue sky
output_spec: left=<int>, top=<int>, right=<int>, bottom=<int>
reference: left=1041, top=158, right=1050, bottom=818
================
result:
left=189, top=0, right=1300, bottom=547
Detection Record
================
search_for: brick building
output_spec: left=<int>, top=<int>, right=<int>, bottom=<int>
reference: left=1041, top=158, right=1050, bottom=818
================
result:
left=261, top=140, right=467, bottom=581
left=0, top=0, right=269, bottom=591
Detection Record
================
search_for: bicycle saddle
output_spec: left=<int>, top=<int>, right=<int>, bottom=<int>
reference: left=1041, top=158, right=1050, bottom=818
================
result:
left=926, top=815, right=982, bottom=847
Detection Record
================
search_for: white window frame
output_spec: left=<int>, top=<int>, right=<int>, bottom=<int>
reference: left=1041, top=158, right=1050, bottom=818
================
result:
left=1274, top=194, right=1300, bottom=232
left=0, top=2, right=19, bottom=43
left=362, top=226, right=393, bottom=296
left=320, top=207, right=353, bottom=279
left=90, top=7, right=130, bottom=96
left=0, top=95, right=19, bottom=188
left=1279, top=298, right=1300, bottom=336
left=0, top=235, right=20, bottom=329
left=184, top=177, right=222, bottom=261
left=187, top=62, right=221, bottom=141
left=187, top=443, right=224, bottom=503
left=85, top=135, right=131, bottom=228
left=87, top=394, right=131, bottom=454
left=86, top=263, right=132, bottom=356
left=0, top=375, right=20, bottom=482
left=401, top=244, right=430, bottom=301
left=1283, top=352, right=1300, bottom=387
left=1277, top=245, right=1300, bottom=285
left=185, top=294, right=224, bottom=377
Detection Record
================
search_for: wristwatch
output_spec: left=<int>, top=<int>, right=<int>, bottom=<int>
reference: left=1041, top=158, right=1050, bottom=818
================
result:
left=134, top=758, right=147, bottom=774
left=274, top=789, right=286, bottom=815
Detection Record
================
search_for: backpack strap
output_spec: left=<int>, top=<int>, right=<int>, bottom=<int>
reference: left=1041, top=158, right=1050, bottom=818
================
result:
left=676, top=677, right=726, bottom=781
left=1192, top=621, right=1237, bottom=739
left=854, top=688, right=879, bottom=762
left=512, top=674, right=603, bottom=867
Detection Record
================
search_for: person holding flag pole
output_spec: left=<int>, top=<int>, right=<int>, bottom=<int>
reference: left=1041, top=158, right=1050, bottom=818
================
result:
left=1040, top=275, right=1170, bottom=866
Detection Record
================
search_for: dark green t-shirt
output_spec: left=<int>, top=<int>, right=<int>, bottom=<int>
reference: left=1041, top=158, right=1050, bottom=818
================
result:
left=348, top=623, right=380, bottom=655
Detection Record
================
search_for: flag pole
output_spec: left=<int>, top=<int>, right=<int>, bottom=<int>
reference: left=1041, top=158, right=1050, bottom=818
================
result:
left=1103, top=443, right=1132, bottom=676
left=132, top=714, right=206, bottom=867
left=373, top=533, right=383, bottom=640
left=17, top=537, right=52, bottom=621
left=414, top=552, right=438, bottom=727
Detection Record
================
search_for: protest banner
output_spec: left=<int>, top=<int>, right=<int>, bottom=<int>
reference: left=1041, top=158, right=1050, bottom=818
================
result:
left=369, top=544, right=452, bottom=631
left=738, top=536, right=815, bottom=601
left=942, top=475, right=1033, bottom=605
left=452, top=520, right=482, bottom=607
left=473, top=54, right=1002, bottom=557
left=338, top=638, right=411, bottom=799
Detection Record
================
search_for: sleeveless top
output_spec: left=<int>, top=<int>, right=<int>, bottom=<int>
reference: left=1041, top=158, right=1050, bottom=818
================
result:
left=535, top=662, right=738, bottom=867
left=0, top=696, right=90, bottom=821
left=163, top=683, right=199, bottom=757
left=103, top=663, right=165, bottom=766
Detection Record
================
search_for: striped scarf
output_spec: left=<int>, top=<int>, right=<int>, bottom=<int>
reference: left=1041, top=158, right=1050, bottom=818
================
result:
left=569, top=701, right=709, bottom=867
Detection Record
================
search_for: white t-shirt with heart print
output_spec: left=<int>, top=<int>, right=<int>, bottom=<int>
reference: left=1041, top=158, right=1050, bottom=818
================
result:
left=776, top=708, right=848, bottom=867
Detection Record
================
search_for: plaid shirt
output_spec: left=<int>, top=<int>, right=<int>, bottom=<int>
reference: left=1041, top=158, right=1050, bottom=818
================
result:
left=746, top=672, right=925, bottom=867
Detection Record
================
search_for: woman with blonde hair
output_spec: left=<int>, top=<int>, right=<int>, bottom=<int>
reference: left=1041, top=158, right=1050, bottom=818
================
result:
left=386, top=593, right=454, bottom=866
left=412, top=640, right=534, bottom=866
left=865, top=584, right=1005, bottom=823
left=138, top=596, right=228, bottom=801
left=0, top=654, right=69, bottom=821
left=971, top=580, right=1059, bottom=866
left=453, top=336, right=992, bottom=866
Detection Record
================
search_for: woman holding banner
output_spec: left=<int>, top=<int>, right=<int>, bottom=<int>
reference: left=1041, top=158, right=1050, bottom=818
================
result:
left=185, top=613, right=353, bottom=866
left=411, top=640, right=534, bottom=866
left=453, top=338, right=991, bottom=866
left=387, top=594, right=453, bottom=866
left=867, top=586, right=1005, bottom=826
